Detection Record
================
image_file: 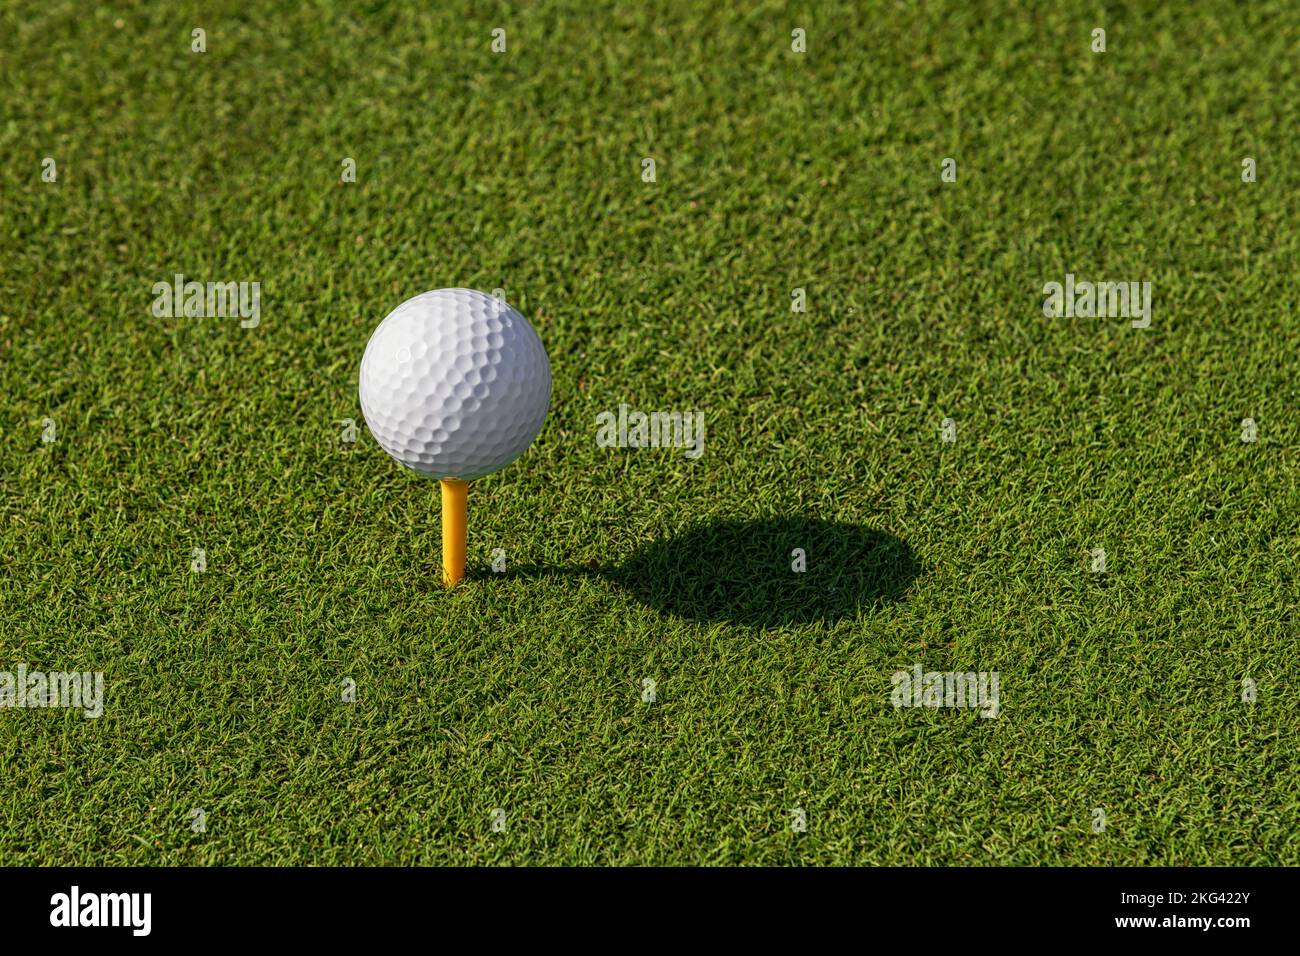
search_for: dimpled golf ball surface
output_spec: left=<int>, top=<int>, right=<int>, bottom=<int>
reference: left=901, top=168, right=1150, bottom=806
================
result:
left=359, top=289, right=551, bottom=480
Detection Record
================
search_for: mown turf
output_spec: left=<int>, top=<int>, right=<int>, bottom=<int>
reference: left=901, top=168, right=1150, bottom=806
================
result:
left=0, top=0, right=1296, bottom=865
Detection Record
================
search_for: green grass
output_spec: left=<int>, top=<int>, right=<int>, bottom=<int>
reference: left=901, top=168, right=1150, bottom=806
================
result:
left=1, top=0, right=1296, bottom=865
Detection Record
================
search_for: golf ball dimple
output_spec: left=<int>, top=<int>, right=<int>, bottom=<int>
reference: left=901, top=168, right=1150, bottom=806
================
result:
left=359, top=288, right=551, bottom=480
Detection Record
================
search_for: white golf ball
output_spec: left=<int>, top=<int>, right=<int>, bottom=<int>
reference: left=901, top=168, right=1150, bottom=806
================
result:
left=359, top=288, right=551, bottom=480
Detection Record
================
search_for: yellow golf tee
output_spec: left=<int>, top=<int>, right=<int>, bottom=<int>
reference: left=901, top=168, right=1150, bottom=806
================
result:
left=440, top=479, right=468, bottom=588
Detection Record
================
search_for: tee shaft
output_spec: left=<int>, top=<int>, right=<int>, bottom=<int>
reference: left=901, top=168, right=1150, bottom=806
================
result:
left=440, top=479, right=468, bottom=588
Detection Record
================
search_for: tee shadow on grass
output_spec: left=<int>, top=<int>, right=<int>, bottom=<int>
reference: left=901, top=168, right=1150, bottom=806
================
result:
left=501, top=519, right=919, bottom=627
